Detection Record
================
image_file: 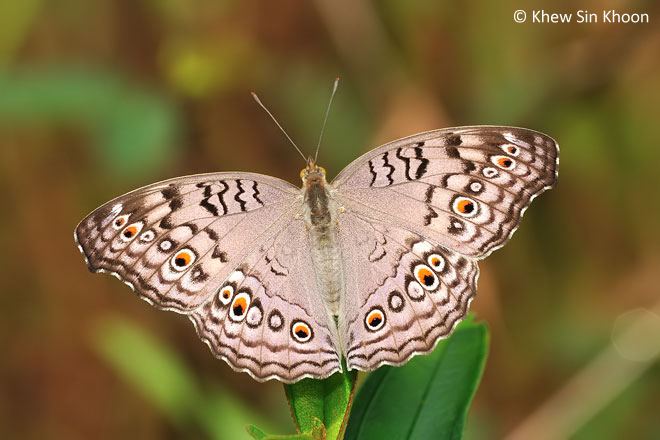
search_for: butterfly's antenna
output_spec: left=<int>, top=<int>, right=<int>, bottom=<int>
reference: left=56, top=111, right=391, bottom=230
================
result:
left=313, top=77, right=340, bottom=163
left=251, top=92, right=307, bottom=162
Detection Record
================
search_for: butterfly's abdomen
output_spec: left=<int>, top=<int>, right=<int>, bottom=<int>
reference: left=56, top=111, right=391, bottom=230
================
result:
left=304, top=173, right=344, bottom=316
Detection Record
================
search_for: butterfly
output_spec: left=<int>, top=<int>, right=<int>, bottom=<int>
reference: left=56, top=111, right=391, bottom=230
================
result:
left=75, top=124, right=558, bottom=383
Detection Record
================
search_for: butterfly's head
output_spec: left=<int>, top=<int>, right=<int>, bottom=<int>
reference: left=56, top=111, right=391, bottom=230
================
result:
left=300, top=158, right=327, bottom=184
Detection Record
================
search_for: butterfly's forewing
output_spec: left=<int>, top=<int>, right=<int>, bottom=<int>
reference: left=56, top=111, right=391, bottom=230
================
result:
left=333, top=126, right=558, bottom=371
left=333, top=126, right=558, bottom=259
left=75, top=172, right=341, bottom=382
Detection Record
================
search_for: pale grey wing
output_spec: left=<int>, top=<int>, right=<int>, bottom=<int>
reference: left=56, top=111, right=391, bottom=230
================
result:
left=336, top=211, right=478, bottom=371
left=190, top=216, right=342, bottom=382
left=75, top=172, right=298, bottom=311
left=332, top=126, right=559, bottom=259
left=74, top=172, right=341, bottom=382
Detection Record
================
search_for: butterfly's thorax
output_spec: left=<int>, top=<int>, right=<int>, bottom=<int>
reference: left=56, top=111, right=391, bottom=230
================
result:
left=302, top=164, right=344, bottom=316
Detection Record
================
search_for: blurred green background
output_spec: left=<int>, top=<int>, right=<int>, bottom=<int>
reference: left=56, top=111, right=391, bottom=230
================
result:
left=1, top=0, right=659, bottom=438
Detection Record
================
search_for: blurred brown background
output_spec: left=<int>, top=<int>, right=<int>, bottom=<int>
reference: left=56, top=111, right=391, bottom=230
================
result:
left=1, top=0, right=659, bottom=439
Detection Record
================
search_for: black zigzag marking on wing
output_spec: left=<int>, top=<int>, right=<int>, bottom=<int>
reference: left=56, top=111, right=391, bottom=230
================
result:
left=203, top=227, right=219, bottom=241
left=395, top=147, right=413, bottom=180
left=211, top=245, right=228, bottom=262
left=200, top=184, right=219, bottom=216
left=200, top=197, right=219, bottom=217
left=270, top=266, right=287, bottom=276
left=423, top=206, right=438, bottom=226
left=424, top=185, right=435, bottom=203
left=383, top=152, right=395, bottom=185
left=234, top=180, right=247, bottom=212
left=217, top=181, right=229, bottom=215
left=368, top=159, right=377, bottom=186
left=252, top=181, right=264, bottom=206
left=414, top=144, right=429, bottom=179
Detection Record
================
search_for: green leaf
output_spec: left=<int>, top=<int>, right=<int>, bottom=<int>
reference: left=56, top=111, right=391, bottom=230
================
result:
left=284, top=365, right=358, bottom=440
left=92, top=316, right=202, bottom=424
left=345, top=318, right=489, bottom=440
left=247, top=418, right=325, bottom=440
left=92, top=316, right=270, bottom=440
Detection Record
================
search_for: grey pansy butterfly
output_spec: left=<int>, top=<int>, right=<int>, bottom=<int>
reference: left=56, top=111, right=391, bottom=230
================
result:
left=75, top=124, right=558, bottom=383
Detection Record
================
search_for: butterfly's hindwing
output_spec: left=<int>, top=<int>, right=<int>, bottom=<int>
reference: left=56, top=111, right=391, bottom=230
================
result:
left=190, top=218, right=342, bottom=382
left=337, top=213, right=478, bottom=370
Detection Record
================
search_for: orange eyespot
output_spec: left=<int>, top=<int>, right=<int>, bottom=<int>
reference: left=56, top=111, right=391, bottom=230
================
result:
left=365, top=308, right=386, bottom=331
left=171, top=249, right=195, bottom=271
left=229, top=292, right=251, bottom=321
left=457, top=199, right=473, bottom=213
left=233, top=297, right=247, bottom=315
left=112, top=214, right=130, bottom=230
left=427, top=253, right=445, bottom=272
left=414, top=264, right=439, bottom=290
left=291, top=320, right=313, bottom=342
left=492, top=155, right=516, bottom=170
left=501, top=144, right=519, bottom=156
left=452, top=197, right=478, bottom=218
left=120, top=222, right=143, bottom=242
left=218, top=285, right=234, bottom=305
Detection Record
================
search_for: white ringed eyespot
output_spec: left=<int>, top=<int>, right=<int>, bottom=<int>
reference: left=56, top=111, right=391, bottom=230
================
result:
left=268, top=310, right=284, bottom=331
left=500, top=144, right=520, bottom=156
left=364, top=308, right=386, bottom=332
left=218, top=285, right=234, bottom=305
left=120, top=222, right=143, bottom=242
left=171, top=248, right=196, bottom=271
left=229, top=291, right=251, bottom=321
left=427, top=254, right=445, bottom=272
left=112, top=214, right=130, bottom=230
left=452, top=196, right=479, bottom=218
left=482, top=167, right=499, bottom=178
left=139, top=230, right=155, bottom=242
left=414, top=264, right=440, bottom=290
left=491, top=155, right=516, bottom=170
left=246, top=303, right=263, bottom=328
left=469, top=181, right=483, bottom=192
left=406, top=280, right=425, bottom=301
left=291, top=320, right=313, bottom=343
left=388, top=291, right=405, bottom=312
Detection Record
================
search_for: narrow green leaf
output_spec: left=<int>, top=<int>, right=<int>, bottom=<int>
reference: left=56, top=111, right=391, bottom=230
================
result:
left=345, top=318, right=489, bottom=440
left=92, top=316, right=268, bottom=440
left=248, top=417, right=325, bottom=440
left=92, top=316, right=202, bottom=424
left=284, top=365, right=358, bottom=440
